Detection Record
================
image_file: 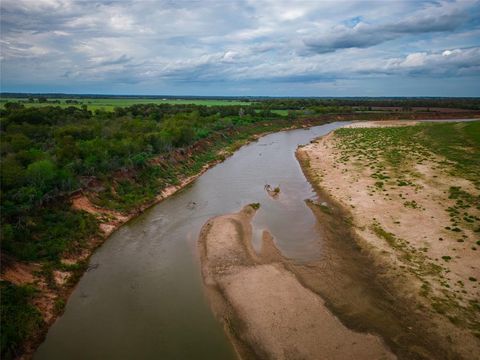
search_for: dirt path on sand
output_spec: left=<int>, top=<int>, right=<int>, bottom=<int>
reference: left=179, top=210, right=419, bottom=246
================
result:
left=198, top=205, right=395, bottom=360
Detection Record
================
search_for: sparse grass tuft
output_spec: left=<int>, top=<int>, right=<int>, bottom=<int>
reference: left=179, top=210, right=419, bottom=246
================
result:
left=249, top=203, right=261, bottom=210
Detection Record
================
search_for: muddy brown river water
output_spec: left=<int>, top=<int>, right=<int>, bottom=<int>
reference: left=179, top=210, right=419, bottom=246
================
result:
left=35, top=122, right=349, bottom=359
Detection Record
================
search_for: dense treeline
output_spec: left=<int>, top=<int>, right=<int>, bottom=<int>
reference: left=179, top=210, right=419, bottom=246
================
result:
left=258, top=97, right=480, bottom=110
left=0, top=103, right=280, bottom=261
left=113, top=103, right=266, bottom=118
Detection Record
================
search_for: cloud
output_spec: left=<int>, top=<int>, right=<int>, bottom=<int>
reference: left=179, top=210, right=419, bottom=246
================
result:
left=304, top=1, right=478, bottom=53
left=304, top=23, right=397, bottom=53
left=0, top=0, right=479, bottom=96
left=96, top=54, right=133, bottom=67
left=382, top=46, right=480, bottom=76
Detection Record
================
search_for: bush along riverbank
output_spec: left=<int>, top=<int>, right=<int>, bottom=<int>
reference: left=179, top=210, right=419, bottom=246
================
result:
left=1, top=102, right=479, bottom=359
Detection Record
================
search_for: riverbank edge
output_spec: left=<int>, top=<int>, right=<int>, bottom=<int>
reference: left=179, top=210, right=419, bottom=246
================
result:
left=7, top=117, right=330, bottom=359
left=295, top=125, right=479, bottom=359
left=4, top=112, right=479, bottom=359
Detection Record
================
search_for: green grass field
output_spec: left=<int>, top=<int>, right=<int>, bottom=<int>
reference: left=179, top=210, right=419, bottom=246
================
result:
left=0, top=97, right=254, bottom=111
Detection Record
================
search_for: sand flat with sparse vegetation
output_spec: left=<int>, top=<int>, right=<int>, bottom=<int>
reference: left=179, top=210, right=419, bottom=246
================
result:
left=297, top=120, right=480, bottom=355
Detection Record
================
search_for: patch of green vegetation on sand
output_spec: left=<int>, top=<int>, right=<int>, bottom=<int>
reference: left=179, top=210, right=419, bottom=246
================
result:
left=333, top=121, right=480, bottom=336
left=335, top=121, right=480, bottom=186
left=335, top=121, right=480, bottom=233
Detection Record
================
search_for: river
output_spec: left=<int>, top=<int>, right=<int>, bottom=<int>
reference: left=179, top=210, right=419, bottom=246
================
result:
left=35, top=122, right=349, bottom=359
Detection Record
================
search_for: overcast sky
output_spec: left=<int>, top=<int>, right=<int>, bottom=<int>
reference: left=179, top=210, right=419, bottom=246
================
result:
left=1, top=0, right=479, bottom=96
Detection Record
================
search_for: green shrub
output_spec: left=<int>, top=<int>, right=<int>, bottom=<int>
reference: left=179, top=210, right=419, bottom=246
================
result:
left=2, top=207, right=98, bottom=261
left=0, top=281, right=43, bottom=360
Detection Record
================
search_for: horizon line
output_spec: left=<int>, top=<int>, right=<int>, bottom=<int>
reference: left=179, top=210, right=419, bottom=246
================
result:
left=1, top=92, right=479, bottom=99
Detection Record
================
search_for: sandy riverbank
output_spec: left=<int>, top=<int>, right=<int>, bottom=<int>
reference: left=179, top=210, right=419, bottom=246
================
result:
left=296, top=120, right=480, bottom=359
left=198, top=204, right=395, bottom=359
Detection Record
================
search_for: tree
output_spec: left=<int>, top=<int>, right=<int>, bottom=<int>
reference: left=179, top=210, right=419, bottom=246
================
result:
left=9, top=134, right=32, bottom=153
left=1, top=156, right=26, bottom=189
left=26, top=159, right=57, bottom=189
